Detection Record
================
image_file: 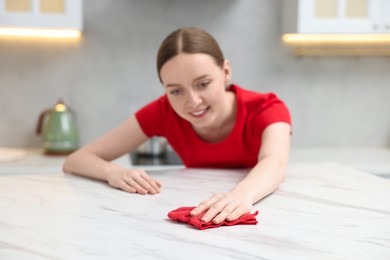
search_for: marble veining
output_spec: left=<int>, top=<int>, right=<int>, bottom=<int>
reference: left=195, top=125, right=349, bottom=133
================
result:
left=0, top=163, right=390, bottom=259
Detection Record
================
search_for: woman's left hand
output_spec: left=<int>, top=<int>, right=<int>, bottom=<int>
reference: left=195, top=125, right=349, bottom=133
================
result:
left=190, top=191, right=253, bottom=224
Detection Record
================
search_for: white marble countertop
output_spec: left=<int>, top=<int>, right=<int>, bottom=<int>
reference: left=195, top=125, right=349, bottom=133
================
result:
left=1, top=157, right=390, bottom=259
left=0, top=148, right=132, bottom=175
left=289, top=147, right=390, bottom=177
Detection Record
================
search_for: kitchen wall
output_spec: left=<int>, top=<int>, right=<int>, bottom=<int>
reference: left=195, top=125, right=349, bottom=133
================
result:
left=1, top=0, right=389, bottom=148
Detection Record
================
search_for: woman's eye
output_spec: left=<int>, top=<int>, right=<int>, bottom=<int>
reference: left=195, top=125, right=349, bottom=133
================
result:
left=199, top=81, right=210, bottom=89
left=170, top=89, right=182, bottom=95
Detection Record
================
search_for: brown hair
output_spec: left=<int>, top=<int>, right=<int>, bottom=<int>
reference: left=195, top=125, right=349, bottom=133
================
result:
left=157, top=27, right=225, bottom=82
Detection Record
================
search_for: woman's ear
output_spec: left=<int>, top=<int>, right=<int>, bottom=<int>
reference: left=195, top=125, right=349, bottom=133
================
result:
left=223, top=60, right=231, bottom=85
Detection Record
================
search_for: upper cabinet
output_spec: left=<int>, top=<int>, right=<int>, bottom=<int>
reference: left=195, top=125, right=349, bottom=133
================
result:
left=0, top=0, right=82, bottom=30
left=384, top=0, right=390, bottom=31
left=282, top=0, right=390, bottom=56
left=284, top=0, right=390, bottom=34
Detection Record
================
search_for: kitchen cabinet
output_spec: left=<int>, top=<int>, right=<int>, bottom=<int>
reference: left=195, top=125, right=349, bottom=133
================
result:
left=284, top=0, right=390, bottom=33
left=282, top=0, right=390, bottom=55
left=384, top=0, right=390, bottom=30
left=0, top=0, right=82, bottom=30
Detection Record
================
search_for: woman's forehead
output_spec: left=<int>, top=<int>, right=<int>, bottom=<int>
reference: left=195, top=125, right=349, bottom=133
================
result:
left=160, top=53, right=220, bottom=84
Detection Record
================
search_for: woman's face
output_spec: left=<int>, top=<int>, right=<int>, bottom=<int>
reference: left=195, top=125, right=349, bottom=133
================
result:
left=160, top=53, right=231, bottom=129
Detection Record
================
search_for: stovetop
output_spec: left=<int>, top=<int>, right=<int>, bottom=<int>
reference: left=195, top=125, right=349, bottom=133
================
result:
left=130, top=150, right=182, bottom=166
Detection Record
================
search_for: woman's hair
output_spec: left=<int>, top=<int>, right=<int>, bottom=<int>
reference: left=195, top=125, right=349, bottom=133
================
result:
left=157, top=27, right=225, bottom=82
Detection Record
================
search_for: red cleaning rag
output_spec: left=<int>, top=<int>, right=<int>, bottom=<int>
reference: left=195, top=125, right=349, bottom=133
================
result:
left=167, top=206, right=258, bottom=230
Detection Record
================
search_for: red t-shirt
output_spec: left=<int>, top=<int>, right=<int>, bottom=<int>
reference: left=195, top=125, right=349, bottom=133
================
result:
left=135, top=84, right=291, bottom=168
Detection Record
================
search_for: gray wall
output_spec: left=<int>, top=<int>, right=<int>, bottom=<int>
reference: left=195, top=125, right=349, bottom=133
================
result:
left=1, top=0, right=389, bottom=148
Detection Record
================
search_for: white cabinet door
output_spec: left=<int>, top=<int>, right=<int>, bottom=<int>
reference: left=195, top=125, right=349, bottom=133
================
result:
left=382, top=0, right=390, bottom=32
left=0, top=0, right=82, bottom=30
left=298, top=0, right=382, bottom=33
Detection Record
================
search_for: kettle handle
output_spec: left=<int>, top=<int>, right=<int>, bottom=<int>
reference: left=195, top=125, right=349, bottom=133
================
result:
left=36, top=109, right=50, bottom=135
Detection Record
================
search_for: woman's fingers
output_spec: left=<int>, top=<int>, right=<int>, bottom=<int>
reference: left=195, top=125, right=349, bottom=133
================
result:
left=123, top=175, right=148, bottom=194
left=127, top=170, right=161, bottom=194
left=203, top=197, right=237, bottom=223
left=191, top=194, right=232, bottom=223
left=211, top=204, right=238, bottom=224
left=226, top=207, right=248, bottom=222
left=108, top=168, right=161, bottom=195
left=191, top=192, right=253, bottom=224
left=139, top=172, right=161, bottom=193
left=119, top=181, right=137, bottom=194
left=212, top=203, right=252, bottom=224
left=190, top=193, right=223, bottom=216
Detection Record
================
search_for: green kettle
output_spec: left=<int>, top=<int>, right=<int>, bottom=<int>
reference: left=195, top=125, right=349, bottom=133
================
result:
left=36, top=99, right=80, bottom=155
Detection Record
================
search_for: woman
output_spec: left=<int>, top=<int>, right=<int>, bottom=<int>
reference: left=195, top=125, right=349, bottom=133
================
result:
left=63, top=27, right=291, bottom=225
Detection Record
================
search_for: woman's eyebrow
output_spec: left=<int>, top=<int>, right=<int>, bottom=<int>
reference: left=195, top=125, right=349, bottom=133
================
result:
left=166, top=74, right=211, bottom=88
left=166, top=83, right=181, bottom=88
left=193, top=74, right=210, bottom=82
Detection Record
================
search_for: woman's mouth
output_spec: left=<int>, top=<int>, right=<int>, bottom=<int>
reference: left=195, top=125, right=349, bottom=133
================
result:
left=190, top=107, right=209, bottom=118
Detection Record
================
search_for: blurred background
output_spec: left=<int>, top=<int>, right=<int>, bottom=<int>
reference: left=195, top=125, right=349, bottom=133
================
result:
left=1, top=0, right=389, bottom=149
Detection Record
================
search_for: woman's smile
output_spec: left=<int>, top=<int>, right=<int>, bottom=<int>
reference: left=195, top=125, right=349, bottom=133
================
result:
left=189, top=106, right=210, bottom=118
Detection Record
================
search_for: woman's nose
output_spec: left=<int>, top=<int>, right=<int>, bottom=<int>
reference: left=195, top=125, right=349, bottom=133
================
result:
left=186, top=90, right=202, bottom=106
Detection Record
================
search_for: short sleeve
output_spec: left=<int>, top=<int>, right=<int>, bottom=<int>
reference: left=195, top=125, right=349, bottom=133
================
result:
left=134, top=97, right=166, bottom=137
left=251, top=93, right=291, bottom=139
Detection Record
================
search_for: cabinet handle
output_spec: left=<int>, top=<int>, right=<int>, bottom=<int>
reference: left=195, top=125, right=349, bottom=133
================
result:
left=373, top=24, right=379, bottom=30
left=386, top=24, right=390, bottom=31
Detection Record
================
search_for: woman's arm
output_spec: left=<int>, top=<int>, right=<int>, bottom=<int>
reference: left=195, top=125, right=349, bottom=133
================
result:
left=190, top=122, right=291, bottom=223
left=62, top=115, right=161, bottom=195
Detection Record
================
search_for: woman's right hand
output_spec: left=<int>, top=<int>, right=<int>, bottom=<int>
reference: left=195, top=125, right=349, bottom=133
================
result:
left=107, top=167, right=162, bottom=195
